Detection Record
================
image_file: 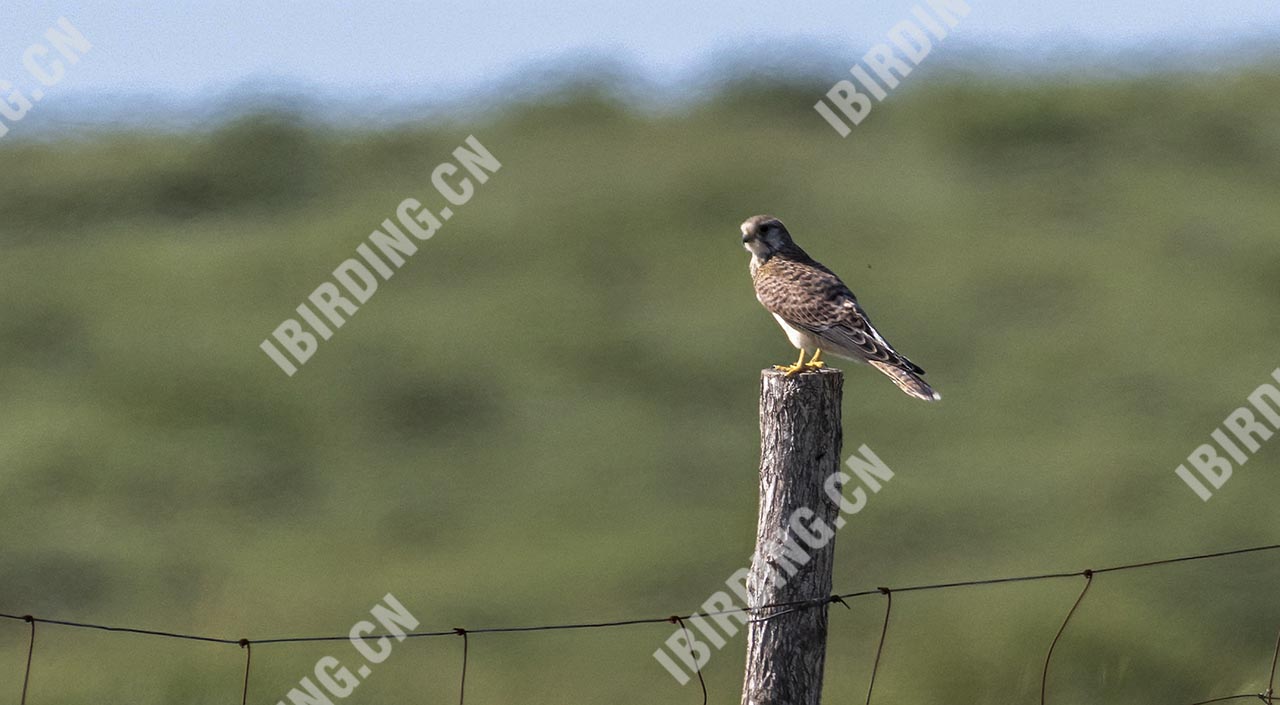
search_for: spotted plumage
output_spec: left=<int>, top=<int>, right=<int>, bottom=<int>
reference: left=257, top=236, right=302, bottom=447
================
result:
left=742, top=214, right=939, bottom=401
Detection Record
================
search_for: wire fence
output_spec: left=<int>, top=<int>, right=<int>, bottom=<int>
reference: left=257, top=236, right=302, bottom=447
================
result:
left=4, top=542, right=1279, bottom=705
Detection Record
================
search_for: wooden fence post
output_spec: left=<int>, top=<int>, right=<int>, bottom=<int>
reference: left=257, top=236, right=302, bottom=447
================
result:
left=741, top=367, right=844, bottom=705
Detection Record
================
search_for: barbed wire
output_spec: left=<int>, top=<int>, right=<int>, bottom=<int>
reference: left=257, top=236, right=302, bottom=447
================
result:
left=3, top=542, right=1278, bottom=704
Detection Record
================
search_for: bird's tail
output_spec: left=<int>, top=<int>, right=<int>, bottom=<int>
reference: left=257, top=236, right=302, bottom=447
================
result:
left=870, top=361, right=941, bottom=402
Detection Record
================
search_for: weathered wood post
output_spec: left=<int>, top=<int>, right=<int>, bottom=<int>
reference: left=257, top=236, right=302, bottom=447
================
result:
left=741, top=367, right=843, bottom=705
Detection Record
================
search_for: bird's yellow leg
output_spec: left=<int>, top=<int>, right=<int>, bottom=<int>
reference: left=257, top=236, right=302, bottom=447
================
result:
left=774, top=348, right=808, bottom=377
left=805, top=349, right=826, bottom=370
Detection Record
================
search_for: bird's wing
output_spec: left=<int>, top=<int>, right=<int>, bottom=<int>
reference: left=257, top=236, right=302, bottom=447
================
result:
left=755, top=258, right=924, bottom=374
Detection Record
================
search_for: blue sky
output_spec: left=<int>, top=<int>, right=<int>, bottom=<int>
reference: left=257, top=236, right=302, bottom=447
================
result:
left=0, top=0, right=1277, bottom=101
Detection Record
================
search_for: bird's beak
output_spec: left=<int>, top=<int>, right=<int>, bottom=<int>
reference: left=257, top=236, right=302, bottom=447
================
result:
left=741, top=232, right=752, bottom=243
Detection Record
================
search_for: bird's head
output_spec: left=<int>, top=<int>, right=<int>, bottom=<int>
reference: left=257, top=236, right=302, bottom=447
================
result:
left=741, top=214, right=796, bottom=261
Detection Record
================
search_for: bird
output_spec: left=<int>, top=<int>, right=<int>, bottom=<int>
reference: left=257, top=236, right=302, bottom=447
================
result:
left=741, top=214, right=940, bottom=401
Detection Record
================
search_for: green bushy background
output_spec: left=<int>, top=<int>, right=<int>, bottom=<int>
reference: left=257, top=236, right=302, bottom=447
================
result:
left=1, top=59, right=1278, bottom=703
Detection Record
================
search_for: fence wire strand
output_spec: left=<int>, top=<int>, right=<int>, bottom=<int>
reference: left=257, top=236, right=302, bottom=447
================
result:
left=1173, top=624, right=1280, bottom=705
left=671, top=616, right=708, bottom=705
left=19, top=615, right=34, bottom=705
left=1184, top=695, right=1276, bottom=704
left=3, top=542, right=1278, bottom=705
left=238, top=640, right=252, bottom=705
left=1041, top=570, right=1095, bottom=705
left=864, top=588, right=892, bottom=705
left=1267, top=627, right=1280, bottom=700
left=454, top=628, right=468, bottom=705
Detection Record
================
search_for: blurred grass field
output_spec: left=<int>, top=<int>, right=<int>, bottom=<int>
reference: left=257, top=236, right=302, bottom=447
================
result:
left=1, top=61, right=1279, bottom=703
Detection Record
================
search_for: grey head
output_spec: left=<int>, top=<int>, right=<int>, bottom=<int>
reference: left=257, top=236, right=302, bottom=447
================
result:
left=740, top=214, right=804, bottom=262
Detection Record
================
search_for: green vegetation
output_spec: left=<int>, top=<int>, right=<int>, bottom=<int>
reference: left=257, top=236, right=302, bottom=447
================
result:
left=1, top=63, right=1279, bottom=703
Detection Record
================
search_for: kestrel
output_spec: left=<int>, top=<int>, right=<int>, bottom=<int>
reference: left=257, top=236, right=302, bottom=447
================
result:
left=741, top=214, right=940, bottom=402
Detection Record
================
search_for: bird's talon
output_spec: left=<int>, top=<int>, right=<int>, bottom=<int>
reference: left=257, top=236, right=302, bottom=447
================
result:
left=774, top=349, right=810, bottom=377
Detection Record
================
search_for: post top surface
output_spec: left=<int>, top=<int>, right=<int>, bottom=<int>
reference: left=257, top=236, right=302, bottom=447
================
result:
left=760, top=367, right=844, bottom=380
